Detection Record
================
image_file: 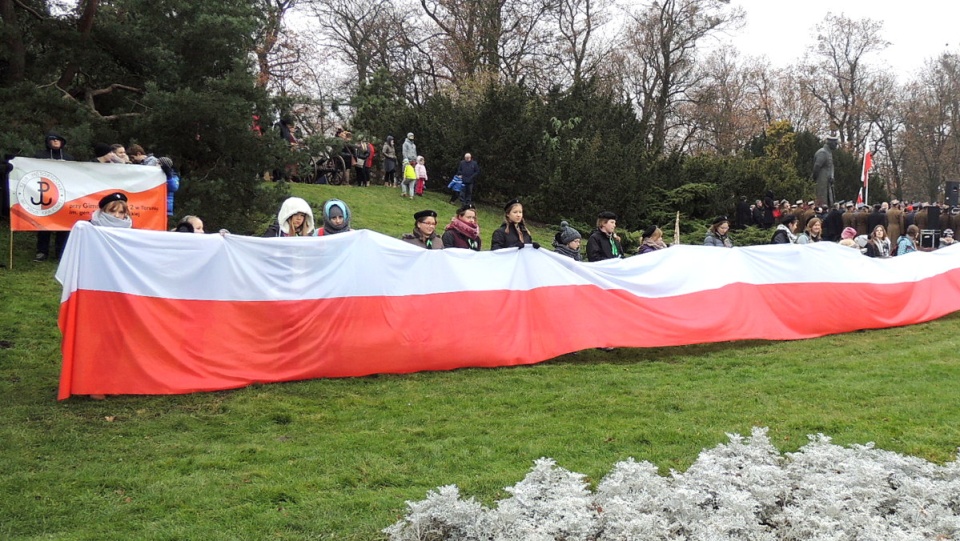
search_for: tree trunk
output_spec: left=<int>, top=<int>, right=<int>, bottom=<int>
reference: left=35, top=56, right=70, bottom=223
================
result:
left=57, top=0, right=100, bottom=90
left=0, top=0, right=26, bottom=85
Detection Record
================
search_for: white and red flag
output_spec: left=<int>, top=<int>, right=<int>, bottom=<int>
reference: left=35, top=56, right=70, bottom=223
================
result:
left=55, top=224, right=960, bottom=399
left=8, top=157, right=167, bottom=231
left=856, top=146, right=874, bottom=205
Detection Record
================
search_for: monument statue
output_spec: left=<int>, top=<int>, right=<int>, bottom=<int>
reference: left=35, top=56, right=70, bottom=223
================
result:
left=812, top=134, right=839, bottom=206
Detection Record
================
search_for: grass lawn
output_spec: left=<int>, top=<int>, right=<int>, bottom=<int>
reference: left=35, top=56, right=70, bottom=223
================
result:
left=2, top=183, right=960, bottom=540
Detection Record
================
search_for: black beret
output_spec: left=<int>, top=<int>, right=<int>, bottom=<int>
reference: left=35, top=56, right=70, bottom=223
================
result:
left=98, top=192, right=127, bottom=209
left=781, top=214, right=798, bottom=225
left=503, top=198, right=521, bottom=213
left=174, top=222, right=195, bottom=233
left=93, top=142, right=112, bottom=158
left=711, top=215, right=729, bottom=226
left=642, top=224, right=658, bottom=238
left=598, top=211, right=617, bottom=220
left=414, top=209, right=437, bottom=222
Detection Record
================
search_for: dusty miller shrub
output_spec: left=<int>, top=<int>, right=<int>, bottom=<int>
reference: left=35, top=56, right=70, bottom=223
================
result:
left=384, top=427, right=960, bottom=540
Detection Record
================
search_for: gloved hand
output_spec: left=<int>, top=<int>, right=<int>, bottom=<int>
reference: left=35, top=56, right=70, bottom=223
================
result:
left=517, top=242, right=525, bottom=249
left=532, top=242, right=540, bottom=249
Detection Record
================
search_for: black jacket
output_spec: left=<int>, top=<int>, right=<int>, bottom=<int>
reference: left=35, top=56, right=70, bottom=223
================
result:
left=33, top=133, right=75, bottom=161
left=491, top=222, right=531, bottom=250
left=586, top=229, right=623, bottom=261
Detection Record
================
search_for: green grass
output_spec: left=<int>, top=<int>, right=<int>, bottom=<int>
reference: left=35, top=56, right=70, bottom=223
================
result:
left=2, top=184, right=960, bottom=540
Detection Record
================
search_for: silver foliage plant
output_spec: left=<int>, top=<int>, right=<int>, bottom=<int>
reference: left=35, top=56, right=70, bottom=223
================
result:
left=384, top=427, right=960, bottom=540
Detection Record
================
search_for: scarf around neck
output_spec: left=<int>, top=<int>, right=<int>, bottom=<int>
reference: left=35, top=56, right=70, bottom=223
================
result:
left=90, top=210, right=132, bottom=229
left=446, top=217, right=480, bottom=240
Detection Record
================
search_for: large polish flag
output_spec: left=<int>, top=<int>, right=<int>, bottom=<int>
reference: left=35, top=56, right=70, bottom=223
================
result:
left=55, top=222, right=960, bottom=399
left=8, top=157, right=167, bottom=231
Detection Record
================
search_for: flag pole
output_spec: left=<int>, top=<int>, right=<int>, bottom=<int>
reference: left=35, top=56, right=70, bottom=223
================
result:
left=861, top=143, right=871, bottom=207
left=673, top=211, right=680, bottom=246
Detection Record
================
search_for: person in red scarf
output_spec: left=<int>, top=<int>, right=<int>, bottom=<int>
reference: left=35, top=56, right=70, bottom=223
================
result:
left=442, top=204, right=481, bottom=251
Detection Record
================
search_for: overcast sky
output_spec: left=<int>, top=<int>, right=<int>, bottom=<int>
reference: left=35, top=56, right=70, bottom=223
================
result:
left=725, top=0, right=959, bottom=77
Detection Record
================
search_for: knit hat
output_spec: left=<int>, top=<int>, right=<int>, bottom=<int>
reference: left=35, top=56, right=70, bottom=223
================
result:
left=99, top=192, right=127, bottom=209
left=841, top=227, right=857, bottom=240
left=556, top=221, right=581, bottom=245
left=407, top=132, right=414, bottom=139
left=157, top=156, right=173, bottom=169
left=94, top=143, right=113, bottom=158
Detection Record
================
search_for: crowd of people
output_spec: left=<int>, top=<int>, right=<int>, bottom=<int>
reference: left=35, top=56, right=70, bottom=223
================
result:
left=23, top=130, right=960, bottom=263
left=29, top=133, right=180, bottom=262
left=733, top=192, right=959, bottom=256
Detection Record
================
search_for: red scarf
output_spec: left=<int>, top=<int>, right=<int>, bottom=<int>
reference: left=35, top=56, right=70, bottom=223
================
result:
left=445, top=217, right=480, bottom=241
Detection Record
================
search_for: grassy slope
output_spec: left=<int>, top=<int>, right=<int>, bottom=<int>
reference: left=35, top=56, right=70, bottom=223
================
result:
left=2, top=184, right=960, bottom=540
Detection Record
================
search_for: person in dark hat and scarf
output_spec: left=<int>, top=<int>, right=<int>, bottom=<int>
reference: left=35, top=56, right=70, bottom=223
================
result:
left=704, top=216, right=733, bottom=247
left=639, top=225, right=668, bottom=253
left=552, top=221, right=582, bottom=260
left=491, top=199, right=534, bottom=250
left=442, top=204, right=481, bottom=251
left=553, top=221, right=583, bottom=261
left=90, top=192, right=133, bottom=228
left=320, top=199, right=352, bottom=236
left=402, top=210, right=444, bottom=249
left=586, top=211, right=623, bottom=261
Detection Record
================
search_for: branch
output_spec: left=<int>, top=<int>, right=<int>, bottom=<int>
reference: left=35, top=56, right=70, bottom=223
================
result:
left=13, top=0, right=44, bottom=21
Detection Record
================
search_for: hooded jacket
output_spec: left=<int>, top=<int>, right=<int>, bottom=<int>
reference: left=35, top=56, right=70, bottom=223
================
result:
left=33, top=133, right=75, bottom=161
left=262, top=197, right=316, bottom=237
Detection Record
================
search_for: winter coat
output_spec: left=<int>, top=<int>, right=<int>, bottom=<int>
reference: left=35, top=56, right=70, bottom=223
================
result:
left=401, top=230, right=444, bottom=249
left=262, top=197, right=316, bottom=237
left=402, top=138, right=417, bottom=163
left=586, top=229, right=623, bottom=261
left=704, top=231, right=733, bottom=248
left=491, top=222, right=532, bottom=250
left=33, top=133, right=75, bottom=161
left=456, top=159, right=480, bottom=185
left=442, top=226, right=481, bottom=251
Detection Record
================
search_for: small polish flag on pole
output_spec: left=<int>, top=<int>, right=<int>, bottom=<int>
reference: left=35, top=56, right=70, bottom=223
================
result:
left=858, top=144, right=873, bottom=205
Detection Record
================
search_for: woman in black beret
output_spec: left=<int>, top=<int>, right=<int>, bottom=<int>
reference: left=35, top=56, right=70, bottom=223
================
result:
left=704, top=216, right=733, bottom=248
left=90, top=192, right=132, bottom=229
left=402, top=209, right=445, bottom=249
left=638, top=225, right=668, bottom=253
left=442, top=204, right=481, bottom=251
left=586, top=211, right=623, bottom=261
left=491, top=199, right=533, bottom=250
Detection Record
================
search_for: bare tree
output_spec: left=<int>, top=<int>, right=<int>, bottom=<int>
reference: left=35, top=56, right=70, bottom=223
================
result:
left=683, top=46, right=765, bottom=155
left=618, top=0, right=744, bottom=155
left=540, top=0, right=614, bottom=88
left=308, top=0, right=399, bottom=86
left=862, top=73, right=907, bottom=200
left=900, top=53, right=960, bottom=201
left=255, top=0, right=299, bottom=89
left=801, top=12, right=889, bottom=155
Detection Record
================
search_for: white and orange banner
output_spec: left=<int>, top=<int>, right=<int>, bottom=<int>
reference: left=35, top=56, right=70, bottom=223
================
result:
left=55, top=223, right=960, bottom=399
left=8, top=157, right=167, bottom=231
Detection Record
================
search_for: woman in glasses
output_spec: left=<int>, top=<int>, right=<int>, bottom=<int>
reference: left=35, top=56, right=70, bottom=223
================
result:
left=402, top=209, right=445, bottom=249
left=262, top=196, right=317, bottom=237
